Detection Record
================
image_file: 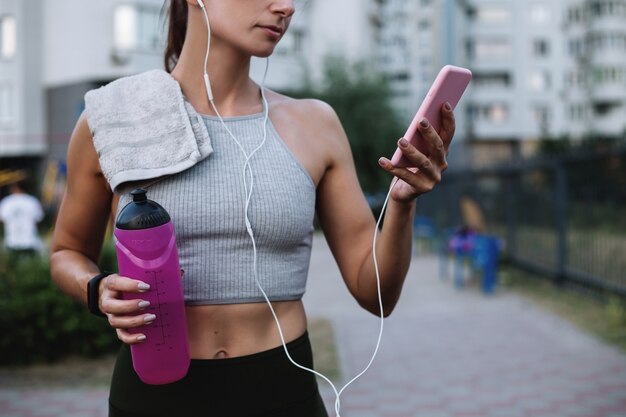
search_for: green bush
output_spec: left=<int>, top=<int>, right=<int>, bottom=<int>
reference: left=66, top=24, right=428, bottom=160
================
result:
left=0, top=243, right=120, bottom=365
left=284, top=55, right=404, bottom=194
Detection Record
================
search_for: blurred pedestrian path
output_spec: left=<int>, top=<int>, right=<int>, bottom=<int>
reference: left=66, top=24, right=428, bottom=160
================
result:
left=305, top=234, right=626, bottom=417
left=1, top=233, right=626, bottom=417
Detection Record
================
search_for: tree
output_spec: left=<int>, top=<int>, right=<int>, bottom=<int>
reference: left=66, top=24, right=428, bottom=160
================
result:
left=283, top=55, right=404, bottom=194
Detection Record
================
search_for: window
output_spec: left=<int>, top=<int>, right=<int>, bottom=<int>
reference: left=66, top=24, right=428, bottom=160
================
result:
left=588, top=0, right=624, bottom=18
left=489, top=103, right=509, bottom=123
left=593, top=66, right=626, bottom=85
left=589, top=32, right=626, bottom=52
left=569, top=103, right=587, bottom=121
left=114, top=4, right=162, bottom=51
left=473, top=72, right=512, bottom=88
left=565, top=70, right=587, bottom=88
left=388, top=72, right=409, bottom=81
left=533, top=104, right=551, bottom=130
left=467, top=38, right=512, bottom=59
left=418, top=19, right=431, bottom=30
left=568, top=38, right=585, bottom=57
left=529, top=3, right=551, bottom=24
left=0, top=84, right=14, bottom=126
left=533, top=39, right=550, bottom=57
left=467, top=103, right=509, bottom=124
left=0, top=15, right=16, bottom=60
left=467, top=5, right=512, bottom=24
left=529, top=69, right=551, bottom=92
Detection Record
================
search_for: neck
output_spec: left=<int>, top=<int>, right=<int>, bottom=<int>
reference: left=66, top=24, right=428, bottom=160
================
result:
left=170, top=8, right=263, bottom=117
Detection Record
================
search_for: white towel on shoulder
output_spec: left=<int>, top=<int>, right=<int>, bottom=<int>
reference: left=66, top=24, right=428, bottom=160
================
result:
left=84, top=69, right=213, bottom=192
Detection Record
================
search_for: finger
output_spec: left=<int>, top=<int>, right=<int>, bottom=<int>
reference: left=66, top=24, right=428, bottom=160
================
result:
left=116, top=328, right=147, bottom=345
left=439, top=102, right=456, bottom=150
left=101, top=297, right=151, bottom=316
left=108, top=312, right=157, bottom=330
left=387, top=138, right=441, bottom=183
left=105, top=274, right=151, bottom=293
left=417, top=118, right=447, bottom=168
left=379, top=155, right=439, bottom=190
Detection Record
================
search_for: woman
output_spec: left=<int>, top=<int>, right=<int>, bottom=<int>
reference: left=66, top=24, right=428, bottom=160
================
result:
left=50, top=0, right=455, bottom=416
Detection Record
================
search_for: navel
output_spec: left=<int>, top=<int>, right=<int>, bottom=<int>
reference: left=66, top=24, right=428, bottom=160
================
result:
left=213, top=350, right=229, bottom=359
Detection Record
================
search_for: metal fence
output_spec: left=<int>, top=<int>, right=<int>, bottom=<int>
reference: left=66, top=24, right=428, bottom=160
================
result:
left=415, top=146, right=626, bottom=297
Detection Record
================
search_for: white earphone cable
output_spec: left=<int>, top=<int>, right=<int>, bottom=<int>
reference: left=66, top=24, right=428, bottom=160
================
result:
left=197, top=3, right=396, bottom=415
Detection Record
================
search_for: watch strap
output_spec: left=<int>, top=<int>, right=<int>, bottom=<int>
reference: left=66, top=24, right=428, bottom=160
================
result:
left=87, top=271, right=112, bottom=317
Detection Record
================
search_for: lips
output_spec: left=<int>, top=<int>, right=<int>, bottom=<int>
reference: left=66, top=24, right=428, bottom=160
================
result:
left=257, top=25, right=283, bottom=38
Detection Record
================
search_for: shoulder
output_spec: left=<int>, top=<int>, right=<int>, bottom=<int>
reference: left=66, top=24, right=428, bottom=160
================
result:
left=68, top=111, right=106, bottom=180
left=84, top=70, right=172, bottom=118
left=267, top=90, right=340, bottom=127
left=266, top=90, right=348, bottom=151
left=25, top=194, right=41, bottom=206
left=85, top=69, right=168, bottom=97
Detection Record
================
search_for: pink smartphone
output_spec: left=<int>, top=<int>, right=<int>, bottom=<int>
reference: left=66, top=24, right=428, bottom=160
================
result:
left=391, top=65, right=472, bottom=167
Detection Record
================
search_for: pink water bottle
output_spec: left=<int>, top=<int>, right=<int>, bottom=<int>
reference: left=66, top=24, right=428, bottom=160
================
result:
left=114, top=188, right=190, bottom=385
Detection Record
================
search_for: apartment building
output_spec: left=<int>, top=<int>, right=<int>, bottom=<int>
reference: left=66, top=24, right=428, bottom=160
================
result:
left=457, top=0, right=570, bottom=163
left=251, top=0, right=379, bottom=90
left=562, top=0, right=626, bottom=138
left=0, top=0, right=46, bottom=160
left=1, top=0, right=380, bottom=167
left=44, top=0, right=165, bottom=160
left=2, top=0, right=624, bottom=173
left=377, top=0, right=625, bottom=165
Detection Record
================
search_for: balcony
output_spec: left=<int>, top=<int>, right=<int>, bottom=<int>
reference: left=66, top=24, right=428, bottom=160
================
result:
left=590, top=104, right=626, bottom=136
left=590, top=82, right=626, bottom=103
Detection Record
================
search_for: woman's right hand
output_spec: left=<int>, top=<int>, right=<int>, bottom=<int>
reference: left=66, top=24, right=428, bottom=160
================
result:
left=99, top=274, right=155, bottom=345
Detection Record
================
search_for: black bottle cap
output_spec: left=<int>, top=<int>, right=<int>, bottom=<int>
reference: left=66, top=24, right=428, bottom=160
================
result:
left=131, top=188, right=148, bottom=203
left=115, top=188, right=171, bottom=230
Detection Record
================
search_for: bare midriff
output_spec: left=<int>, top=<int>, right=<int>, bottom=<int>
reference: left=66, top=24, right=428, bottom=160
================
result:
left=184, top=300, right=307, bottom=359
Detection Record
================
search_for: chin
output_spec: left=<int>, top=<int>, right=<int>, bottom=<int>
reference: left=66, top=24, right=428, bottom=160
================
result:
left=252, top=47, right=276, bottom=58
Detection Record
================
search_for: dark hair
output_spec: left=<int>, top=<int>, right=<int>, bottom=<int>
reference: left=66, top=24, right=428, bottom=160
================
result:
left=163, top=0, right=188, bottom=73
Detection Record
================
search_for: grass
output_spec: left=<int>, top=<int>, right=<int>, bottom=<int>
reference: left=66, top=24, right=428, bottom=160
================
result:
left=499, top=265, right=626, bottom=353
left=309, top=318, right=342, bottom=382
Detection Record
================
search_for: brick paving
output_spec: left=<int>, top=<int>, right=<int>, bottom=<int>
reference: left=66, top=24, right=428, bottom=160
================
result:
left=2, top=233, right=626, bottom=417
left=305, top=235, right=626, bottom=417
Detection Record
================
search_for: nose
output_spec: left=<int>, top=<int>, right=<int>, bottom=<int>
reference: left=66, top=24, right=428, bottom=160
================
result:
left=270, top=0, right=295, bottom=18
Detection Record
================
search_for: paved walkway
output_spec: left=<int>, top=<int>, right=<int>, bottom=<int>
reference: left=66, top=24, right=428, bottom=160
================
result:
left=2, top=233, right=626, bottom=417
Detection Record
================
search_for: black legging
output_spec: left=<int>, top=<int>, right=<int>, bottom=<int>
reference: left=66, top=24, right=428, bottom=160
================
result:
left=109, top=332, right=329, bottom=417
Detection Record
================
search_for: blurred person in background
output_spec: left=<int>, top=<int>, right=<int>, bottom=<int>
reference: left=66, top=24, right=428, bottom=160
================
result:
left=0, top=180, right=44, bottom=257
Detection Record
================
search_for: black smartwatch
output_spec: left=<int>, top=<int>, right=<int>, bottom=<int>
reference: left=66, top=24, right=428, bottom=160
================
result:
left=87, top=271, right=112, bottom=317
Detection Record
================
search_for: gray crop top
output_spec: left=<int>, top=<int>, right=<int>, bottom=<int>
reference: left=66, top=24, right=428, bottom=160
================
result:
left=115, top=108, right=316, bottom=305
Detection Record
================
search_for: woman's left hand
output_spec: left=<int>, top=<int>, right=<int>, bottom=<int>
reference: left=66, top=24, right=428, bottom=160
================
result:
left=377, top=103, right=456, bottom=203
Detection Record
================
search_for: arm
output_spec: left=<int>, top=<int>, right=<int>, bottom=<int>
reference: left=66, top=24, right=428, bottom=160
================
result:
left=50, top=112, right=114, bottom=300
left=316, top=103, right=455, bottom=317
left=50, top=112, right=155, bottom=344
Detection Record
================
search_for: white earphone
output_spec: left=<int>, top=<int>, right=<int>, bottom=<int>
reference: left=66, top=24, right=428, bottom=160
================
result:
left=195, top=1, right=394, bottom=415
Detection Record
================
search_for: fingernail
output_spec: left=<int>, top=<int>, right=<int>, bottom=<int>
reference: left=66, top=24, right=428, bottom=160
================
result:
left=378, top=157, right=389, bottom=167
left=420, top=118, right=429, bottom=128
left=136, top=334, right=147, bottom=342
left=138, top=282, right=150, bottom=290
left=444, top=102, right=452, bottom=111
left=398, top=138, right=409, bottom=148
left=144, top=314, right=156, bottom=322
left=138, top=300, right=150, bottom=309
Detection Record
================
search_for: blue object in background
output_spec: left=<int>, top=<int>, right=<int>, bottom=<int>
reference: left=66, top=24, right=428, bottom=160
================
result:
left=441, top=227, right=501, bottom=294
left=471, top=235, right=501, bottom=294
